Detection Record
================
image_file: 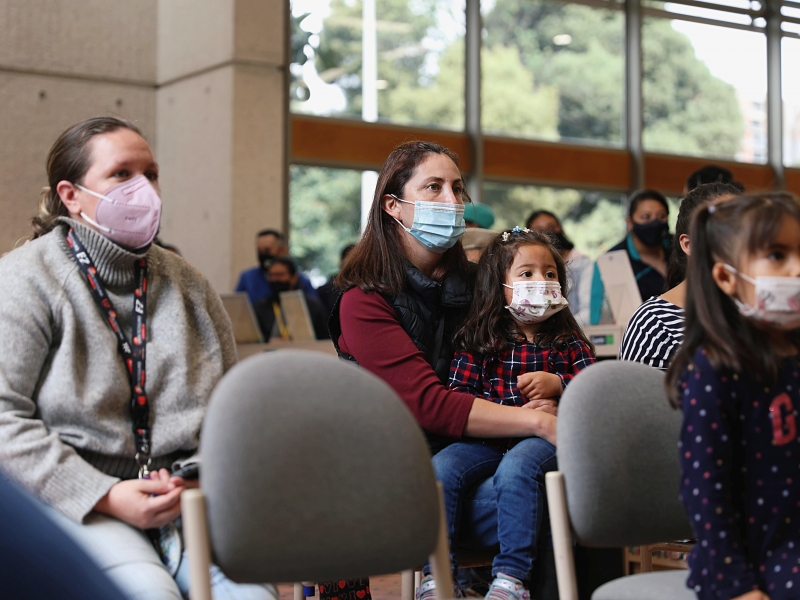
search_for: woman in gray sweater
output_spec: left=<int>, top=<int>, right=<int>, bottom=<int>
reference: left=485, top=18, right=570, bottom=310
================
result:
left=0, top=117, right=272, bottom=600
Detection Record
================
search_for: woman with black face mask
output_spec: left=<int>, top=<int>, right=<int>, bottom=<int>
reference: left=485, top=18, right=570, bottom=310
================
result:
left=589, top=189, right=672, bottom=325
left=526, top=210, right=593, bottom=328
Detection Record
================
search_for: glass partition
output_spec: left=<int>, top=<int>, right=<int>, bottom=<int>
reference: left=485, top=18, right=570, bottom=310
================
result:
left=783, top=36, right=800, bottom=166
left=289, top=165, right=362, bottom=284
left=642, top=18, right=767, bottom=163
left=482, top=182, right=627, bottom=259
left=290, top=0, right=466, bottom=130
left=481, top=0, right=625, bottom=145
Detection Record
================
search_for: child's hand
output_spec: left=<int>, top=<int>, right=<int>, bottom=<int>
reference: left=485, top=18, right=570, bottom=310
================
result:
left=517, top=372, right=562, bottom=400
left=522, top=398, right=558, bottom=416
left=732, top=592, right=770, bottom=600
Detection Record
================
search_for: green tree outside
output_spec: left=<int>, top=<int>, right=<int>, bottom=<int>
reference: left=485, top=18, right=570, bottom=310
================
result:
left=289, top=0, right=745, bottom=277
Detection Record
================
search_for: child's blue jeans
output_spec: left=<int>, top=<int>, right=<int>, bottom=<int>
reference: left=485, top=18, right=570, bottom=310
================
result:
left=426, top=437, right=557, bottom=583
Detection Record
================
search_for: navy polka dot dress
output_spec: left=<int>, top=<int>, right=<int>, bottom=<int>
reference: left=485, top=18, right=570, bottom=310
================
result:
left=678, top=348, right=800, bottom=599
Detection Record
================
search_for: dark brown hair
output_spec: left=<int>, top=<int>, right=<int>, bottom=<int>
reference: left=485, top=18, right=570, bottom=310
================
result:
left=31, top=116, right=143, bottom=240
left=454, top=229, right=594, bottom=356
left=665, top=181, right=745, bottom=289
left=628, top=188, right=669, bottom=220
left=666, top=193, right=800, bottom=406
left=336, top=140, right=470, bottom=295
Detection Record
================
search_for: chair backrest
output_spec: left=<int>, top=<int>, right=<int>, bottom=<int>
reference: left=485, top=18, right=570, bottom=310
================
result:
left=199, top=350, right=440, bottom=583
left=557, top=360, right=693, bottom=547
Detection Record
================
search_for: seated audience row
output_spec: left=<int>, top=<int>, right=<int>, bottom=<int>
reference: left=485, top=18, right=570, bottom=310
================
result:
left=3, top=119, right=797, bottom=600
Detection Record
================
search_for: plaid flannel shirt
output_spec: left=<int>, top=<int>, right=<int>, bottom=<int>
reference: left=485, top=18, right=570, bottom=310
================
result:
left=448, top=333, right=596, bottom=407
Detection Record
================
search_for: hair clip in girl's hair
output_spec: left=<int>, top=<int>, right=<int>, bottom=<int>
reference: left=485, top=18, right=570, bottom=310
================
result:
left=502, top=226, right=531, bottom=242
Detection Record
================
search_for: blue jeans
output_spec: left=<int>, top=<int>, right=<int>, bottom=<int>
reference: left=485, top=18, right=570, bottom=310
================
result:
left=428, top=438, right=557, bottom=582
left=45, top=505, right=275, bottom=600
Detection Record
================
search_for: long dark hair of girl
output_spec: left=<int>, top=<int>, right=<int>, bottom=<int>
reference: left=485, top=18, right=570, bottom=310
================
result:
left=454, top=229, right=594, bottom=356
left=335, top=141, right=470, bottom=296
left=664, top=181, right=744, bottom=289
left=666, top=193, right=800, bottom=406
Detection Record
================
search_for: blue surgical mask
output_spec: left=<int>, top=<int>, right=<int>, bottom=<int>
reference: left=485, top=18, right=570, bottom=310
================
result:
left=390, top=195, right=466, bottom=254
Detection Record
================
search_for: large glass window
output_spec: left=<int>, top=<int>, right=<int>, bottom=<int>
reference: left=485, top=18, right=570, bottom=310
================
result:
left=482, top=182, right=627, bottom=259
left=642, top=18, right=767, bottom=163
left=481, top=0, right=625, bottom=145
left=289, top=165, right=362, bottom=285
left=783, top=36, right=800, bottom=167
left=287, top=0, right=796, bottom=278
left=290, top=0, right=466, bottom=130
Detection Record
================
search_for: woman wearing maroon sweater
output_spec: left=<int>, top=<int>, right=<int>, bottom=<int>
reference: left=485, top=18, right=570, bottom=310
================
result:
left=327, top=141, right=557, bottom=600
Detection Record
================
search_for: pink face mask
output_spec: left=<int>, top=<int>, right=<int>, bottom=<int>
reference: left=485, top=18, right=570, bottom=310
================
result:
left=76, top=174, right=162, bottom=250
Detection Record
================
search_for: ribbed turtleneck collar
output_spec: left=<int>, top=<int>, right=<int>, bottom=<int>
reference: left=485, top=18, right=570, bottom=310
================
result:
left=56, top=217, right=151, bottom=288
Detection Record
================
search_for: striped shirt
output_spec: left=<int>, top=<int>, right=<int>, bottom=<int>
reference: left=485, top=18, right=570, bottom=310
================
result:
left=618, top=297, right=684, bottom=370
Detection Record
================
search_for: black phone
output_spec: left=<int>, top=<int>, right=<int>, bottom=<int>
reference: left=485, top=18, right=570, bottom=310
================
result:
left=171, top=463, right=200, bottom=480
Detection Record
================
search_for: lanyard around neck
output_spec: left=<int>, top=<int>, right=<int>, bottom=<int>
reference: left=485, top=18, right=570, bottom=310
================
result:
left=65, top=228, right=152, bottom=478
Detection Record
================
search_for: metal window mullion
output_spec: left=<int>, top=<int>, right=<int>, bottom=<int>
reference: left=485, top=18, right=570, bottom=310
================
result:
left=626, top=0, right=644, bottom=190
left=650, top=0, right=763, bottom=17
left=767, top=0, right=784, bottom=186
left=642, top=7, right=764, bottom=31
left=466, top=0, right=483, bottom=203
left=283, top=0, right=292, bottom=238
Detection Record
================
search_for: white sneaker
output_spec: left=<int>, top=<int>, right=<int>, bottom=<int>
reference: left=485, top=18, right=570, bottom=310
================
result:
left=416, top=574, right=464, bottom=600
left=484, top=574, right=530, bottom=600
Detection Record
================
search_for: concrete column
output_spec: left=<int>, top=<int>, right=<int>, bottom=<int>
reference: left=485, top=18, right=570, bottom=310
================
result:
left=156, top=0, right=287, bottom=292
left=0, top=0, right=157, bottom=252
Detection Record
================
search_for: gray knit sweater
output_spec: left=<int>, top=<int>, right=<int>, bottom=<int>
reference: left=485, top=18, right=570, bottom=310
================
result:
left=0, top=219, right=237, bottom=523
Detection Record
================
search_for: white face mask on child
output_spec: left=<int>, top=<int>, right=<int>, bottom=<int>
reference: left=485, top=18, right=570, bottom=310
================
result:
left=724, top=265, right=800, bottom=330
left=503, top=280, right=568, bottom=324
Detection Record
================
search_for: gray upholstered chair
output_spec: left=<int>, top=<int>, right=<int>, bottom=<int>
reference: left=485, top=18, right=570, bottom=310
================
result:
left=182, top=350, right=454, bottom=600
left=545, top=361, right=696, bottom=600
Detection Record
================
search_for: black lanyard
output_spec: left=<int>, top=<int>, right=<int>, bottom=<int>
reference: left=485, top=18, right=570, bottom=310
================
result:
left=66, top=228, right=152, bottom=477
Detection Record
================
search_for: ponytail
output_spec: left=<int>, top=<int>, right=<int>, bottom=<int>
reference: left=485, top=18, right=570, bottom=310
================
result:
left=30, top=116, right=142, bottom=240
left=666, top=194, right=800, bottom=406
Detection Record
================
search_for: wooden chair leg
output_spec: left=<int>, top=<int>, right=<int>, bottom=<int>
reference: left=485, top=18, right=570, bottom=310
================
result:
left=429, top=483, right=455, bottom=600
left=182, top=489, right=213, bottom=600
left=401, top=569, right=416, bottom=600
left=640, top=545, right=653, bottom=572
left=545, top=472, right=579, bottom=600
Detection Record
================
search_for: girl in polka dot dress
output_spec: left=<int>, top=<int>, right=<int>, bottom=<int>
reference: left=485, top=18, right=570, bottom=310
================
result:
left=666, top=193, right=800, bottom=600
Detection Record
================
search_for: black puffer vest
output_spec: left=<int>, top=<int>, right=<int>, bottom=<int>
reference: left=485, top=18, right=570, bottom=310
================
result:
left=329, top=263, right=473, bottom=451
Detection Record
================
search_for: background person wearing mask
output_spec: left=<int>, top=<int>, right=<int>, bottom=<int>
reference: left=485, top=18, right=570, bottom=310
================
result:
left=253, top=257, right=330, bottom=341
left=234, top=229, right=318, bottom=306
left=589, top=189, right=671, bottom=325
left=526, top=209, right=592, bottom=328
left=619, top=182, right=743, bottom=369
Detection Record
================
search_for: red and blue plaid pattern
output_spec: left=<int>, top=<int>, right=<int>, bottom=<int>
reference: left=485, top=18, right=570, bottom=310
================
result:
left=448, top=334, right=595, bottom=406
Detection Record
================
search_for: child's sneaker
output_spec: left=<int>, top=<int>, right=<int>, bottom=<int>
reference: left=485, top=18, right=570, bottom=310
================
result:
left=416, top=574, right=464, bottom=600
left=484, top=573, right=530, bottom=600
